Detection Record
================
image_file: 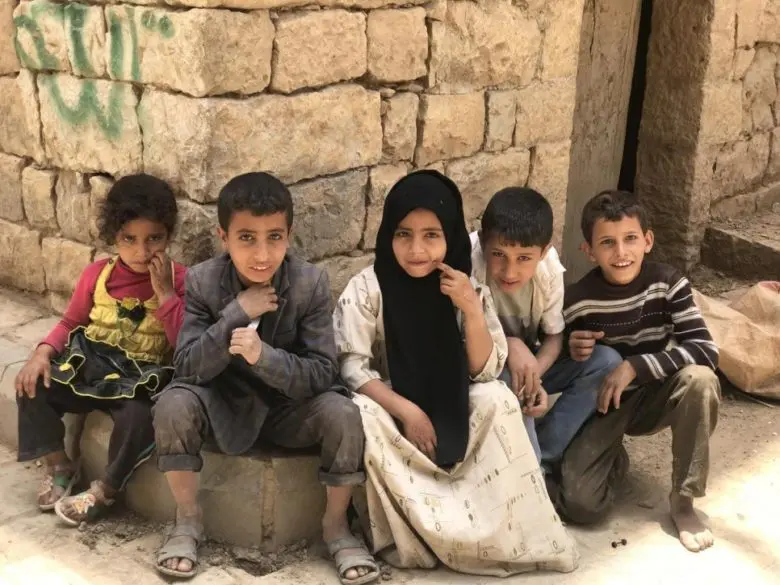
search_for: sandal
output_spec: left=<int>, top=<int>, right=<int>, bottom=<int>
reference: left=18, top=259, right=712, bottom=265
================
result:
left=54, top=485, right=114, bottom=527
left=327, top=534, right=380, bottom=585
left=156, top=521, right=203, bottom=579
left=38, top=465, right=81, bottom=512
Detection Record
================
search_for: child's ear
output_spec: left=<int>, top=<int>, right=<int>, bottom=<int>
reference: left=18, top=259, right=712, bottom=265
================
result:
left=644, top=229, right=655, bottom=253
left=580, top=241, right=597, bottom=263
left=217, top=226, right=227, bottom=247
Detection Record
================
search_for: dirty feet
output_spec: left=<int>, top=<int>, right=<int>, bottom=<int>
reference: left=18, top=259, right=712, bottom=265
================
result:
left=670, top=492, right=714, bottom=552
left=55, top=479, right=115, bottom=526
left=38, top=463, right=79, bottom=511
left=323, top=518, right=379, bottom=585
left=157, top=509, right=203, bottom=579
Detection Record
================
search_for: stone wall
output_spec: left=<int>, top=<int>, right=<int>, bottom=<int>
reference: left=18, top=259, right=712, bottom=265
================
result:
left=0, top=0, right=584, bottom=305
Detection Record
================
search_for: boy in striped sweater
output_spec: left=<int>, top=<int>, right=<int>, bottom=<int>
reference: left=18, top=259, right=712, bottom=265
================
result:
left=556, top=190, right=720, bottom=553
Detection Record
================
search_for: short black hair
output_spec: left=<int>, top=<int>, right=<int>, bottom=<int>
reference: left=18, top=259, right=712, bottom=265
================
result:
left=581, top=190, right=648, bottom=244
left=217, top=172, right=293, bottom=231
left=480, top=187, right=553, bottom=248
left=98, top=174, right=178, bottom=245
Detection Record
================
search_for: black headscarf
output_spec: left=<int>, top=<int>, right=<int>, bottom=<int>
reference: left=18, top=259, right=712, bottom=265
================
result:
left=374, top=170, right=473, bottom=467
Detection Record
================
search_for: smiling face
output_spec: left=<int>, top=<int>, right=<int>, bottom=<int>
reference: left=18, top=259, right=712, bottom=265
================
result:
left=218, top=210, right=289, bottom=286
left=585, top=216, right=654, bottom=285
left=115, top=218, right=171, bottom=274
left=392, top=208, right=447, bottom=278
left=482, top=234, right=548, bottom=294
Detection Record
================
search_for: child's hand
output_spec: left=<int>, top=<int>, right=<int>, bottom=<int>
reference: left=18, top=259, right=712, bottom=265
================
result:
left=15, top=345, right=55, bottom=399
left=399, top=401, right=437, bottom=461
left=237, top=285, right=279, bottom=320
left=597, top=360, right=636, bottom=413
left=569, top=330, right=605, bottom=361
left=506, top=337, right=543, bottom=404
left=229, top=327, right=263, bottom=365
left=523, top=387, right=549, bottom=418
left=438, top=263, right=480, bottom=315
left=149, top=252, right=175, bottom=304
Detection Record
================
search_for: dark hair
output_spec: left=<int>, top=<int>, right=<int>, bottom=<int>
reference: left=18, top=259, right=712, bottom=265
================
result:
left=217, top=172, right=293, bottom=231
left=480, top=187, right=553, bottom=248
left=581, top=190, right=648, bottom=244
left=98, top=174, right=178, bottom=245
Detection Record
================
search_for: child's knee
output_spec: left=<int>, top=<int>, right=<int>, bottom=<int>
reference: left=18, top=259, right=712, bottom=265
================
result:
left=152, top=387, right=205, bottom=439
left=318, top=393, right=364, bottom=442
left=678, top=366, right=720, bottom=404
left=589, top=345, right=623, bottom=372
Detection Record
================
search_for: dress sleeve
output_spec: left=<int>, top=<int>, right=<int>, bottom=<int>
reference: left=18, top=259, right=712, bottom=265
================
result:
left=467, top=282, right=508, bottom=383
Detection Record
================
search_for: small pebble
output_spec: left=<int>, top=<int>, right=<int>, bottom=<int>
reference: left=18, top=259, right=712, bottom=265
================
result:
left=78, top=522, right=88, bottom=532
left=382, top=574, right=392, bottom=581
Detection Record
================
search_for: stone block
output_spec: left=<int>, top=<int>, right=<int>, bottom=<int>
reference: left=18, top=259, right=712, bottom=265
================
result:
left=169, top=199, right=219, bottom=267
left=140, top=84, right=382, bottom=203
left=88, top=175, right=113, bottom=242
left=55, top=171, right=91, bottom=244
left=0, top=0, right=19, bottom=74
left=272, top=10, right=366, bottom=94
left=382, top=92, right=418, bottom=163
left=699, top=81, right=744, bottom=145
left=758, top=0, right=780, bottom=43
left=13, top=0, right=69, bottom=71
left=0, top=71, right=45, bottom=162
left=702, top=218, right=780, bottom=281
left=290, top=170, right=367, bottom=261
left=162, top=0, right=426, bottom=9
left=707, top=0, right=737, bottom=80
left=38, top=74, right=143, bottom=176
left=710, top=192, right=758, bottom=219
left=425, top=0, right=447, bottom=21
left=515, top=79, right=576, bottom=147
left=0, top=361, right=25, bottom=448
left=485, top=91, right=516, bottom=152
left=106, top=6, right=273, bottom=97
left=22, top=167, right=58, bottom=232
left=364, top=164, right=408, bottom=249
left=541, top=0, right=585, bottom=80
left=0, top=221, right=45, bottom=293
left=367, top=8, right=427, bottom=83
left=768, top=127, right=780, bottom=180
left=756, top=181, right=780, bottom=211
left=65, top=3, right=106, bottom=77
left=527, top=141, right=571, bottom=248
left=736, top=0, right=764, bottom=48
left=743, top=47, right=777, bottom=120
left=0, top=154, right=26, bottom=222
left=317, top=253, right=375, bottom=301
left=42, top=237, right=94, bottom=294
left=446, top=149, right=531, bottom=229
left=712, top=133, right=771, bottom=199
left=415, top=93, right=484, bottom=167
left=429, top=0, right=541, bottom=93
left=734, top=48, right=756, bottom=80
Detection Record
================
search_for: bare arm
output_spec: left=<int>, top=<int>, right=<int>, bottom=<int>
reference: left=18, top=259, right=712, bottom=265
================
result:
left=462, top=303, right=494, bottom=377
left=535, top=332, right=563, bottom=375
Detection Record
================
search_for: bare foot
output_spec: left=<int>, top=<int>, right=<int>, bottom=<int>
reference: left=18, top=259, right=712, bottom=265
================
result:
left=670, top=492, right=714, bottom=552
left=38, top=463, right=78, bottom=508
left=323, top=517, right=376, bottom=582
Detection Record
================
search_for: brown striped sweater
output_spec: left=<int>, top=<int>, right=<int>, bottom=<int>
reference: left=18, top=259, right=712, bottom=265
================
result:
left=563, top=261, right=719, bottom=385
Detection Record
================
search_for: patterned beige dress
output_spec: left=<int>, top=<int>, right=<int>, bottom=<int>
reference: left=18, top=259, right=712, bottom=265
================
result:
left=334, top=266, right=578, bottom=577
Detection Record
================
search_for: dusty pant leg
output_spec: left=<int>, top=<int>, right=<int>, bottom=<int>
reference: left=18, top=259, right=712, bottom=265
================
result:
left=628, top=366, right=720, bottom=498
left=152, top=387, right=210, bottom=473
left=103, top=398, right=156, bottom=491
left=261, top=392, right=366, bottom=486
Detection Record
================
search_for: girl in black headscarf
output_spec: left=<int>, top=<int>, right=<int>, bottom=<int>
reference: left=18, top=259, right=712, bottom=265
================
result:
left=334, top=171, right=578, bottom=577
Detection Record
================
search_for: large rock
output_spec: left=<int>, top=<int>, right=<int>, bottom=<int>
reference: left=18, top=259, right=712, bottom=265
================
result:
left=66, top=3, right=106, bottom=77
left=712, top=133, right=771, bottom=199
left=446, top=149, right=531, bottom=228
left=367, top=8, right=427, bottom=83
left=699, top=81, right=744, bottom=145
left=317, top=253, right=375, bottom=301
left=415, top=93, right=484, bottom=166
left=485, top=90, right=516, bottom=152
left=140, top=84, right=382, bottom=203
left=55, top=171, right=91, bottom=245
left=527, top=141, right=571, bottom=248
left=743, top=47, right=777, bottom=133
left=541, top=0, right=585, bottom=80
left=13, top=0, right=70, bottom=72
left=271, top=11, right=366, bottom=94
left=38, top=74, right=143, bottom=176
left=0, top=72, right=45, bottom=163
left=88, top=175, right=114, bottom=242
left=515, top=79, right=576, bottom=147
left=289, top=170, right=367, bottom=261
left=0, top=154, right=26, bottom=222
left=0, top=0, right=19, bottom=74
left=106, top=6, right=273, bottom=97
left=429, top=1, right=541, bottom=93
left=42, top=237, right=94, bottom=294
left=168, top=199, right=219, bottom=267
left=22, top=167, right=58, bottom=232
left=0, top=221, right=45, bottom=293
left=364, top=164, right=408, bottom=250
left=382, top=92, right=419, bottom=162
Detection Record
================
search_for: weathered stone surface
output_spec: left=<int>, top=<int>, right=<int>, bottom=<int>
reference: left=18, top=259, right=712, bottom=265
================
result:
left=426, top=0, right=447, bottom=21
left=317, top=253, right=375, bottom=301
left=702, top=215, right=780, bottom=281
left=699, top=82, right=744, bottom=145
left=712, top=133, right=771, bottom=199
left=55, top=171, right=91, bottom=245
left=106, top=6, right=273, bottom=97
left=528, top=141, right=571, bottom=248
left=0, top=71, right=45, bottom=162
left=88, top=175, right=113, bottom=242
left=415, top=93, right=484, bottom=166
left=290, top=170, right=367, bottom=261
left=38, top=74, right=142, bottom=176
left=743, top=47, right=777, bottom=129
left=0, top=154, right=26, bottom=222
left=66, top=3, right=105, bottom=77
left=758, top=0, right=780, bottom=43
left=541, top=0, right=585, bottom=80
left=272, top=11, right=366, bottom=94
left=382, top=93, right=418, bottom=162
left=22, top=167, right=58, bottom=231
left=13, top=0, right=69, bottom=71
left=755, top=181, right=780, bottom=211
left=164, top=0, right=426, bottom=9
left=734, top=48, right=756, bottom=80
left=367, top=8, right=427, bottom=83
left=0, top=0, right=19, bottom=74
left=768, top=127, right=780, bottom=180
left=485, top=91, right=516, bottom=152
left=446, top=149, right=531, bottom=228
left=140, top=85, right=382, bottom=203
left=737, top=0, right=764, bottom=48
left=42, top=237, right=94, bottom=294
left=364, top=164, right=407, bottom=249
left=752, top=102, right=775, bottom=132
left=710, top=191, right=759, bottom=219
left=0, top=221, right=45, bottom=293
left=168, top=199, right=218, bottom=267
left=515, top=79, right=576, bottom=147
left=707, top=0, right=737, bottom=80
left=429, top=1, right=541, bottom=92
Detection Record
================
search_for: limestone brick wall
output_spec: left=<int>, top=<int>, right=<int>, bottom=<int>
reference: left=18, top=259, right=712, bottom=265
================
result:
left=0, top=0, right=584, bottom=306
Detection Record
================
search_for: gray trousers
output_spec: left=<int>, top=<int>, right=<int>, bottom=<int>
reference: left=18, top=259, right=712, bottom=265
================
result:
left=551, top=365, right=720, bottom=525
left=153, top=387, right=366, bottom=486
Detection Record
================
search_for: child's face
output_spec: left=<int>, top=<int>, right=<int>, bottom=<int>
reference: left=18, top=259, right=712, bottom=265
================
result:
left=218, top=210, right=290, bottom=286
left=116, top=218, right=171, bottom=273
left=482, top=234, right=548, bottom=294
left=392, top=208, right=446, bottom=278
left=585, top=216, right=654, bottom=285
